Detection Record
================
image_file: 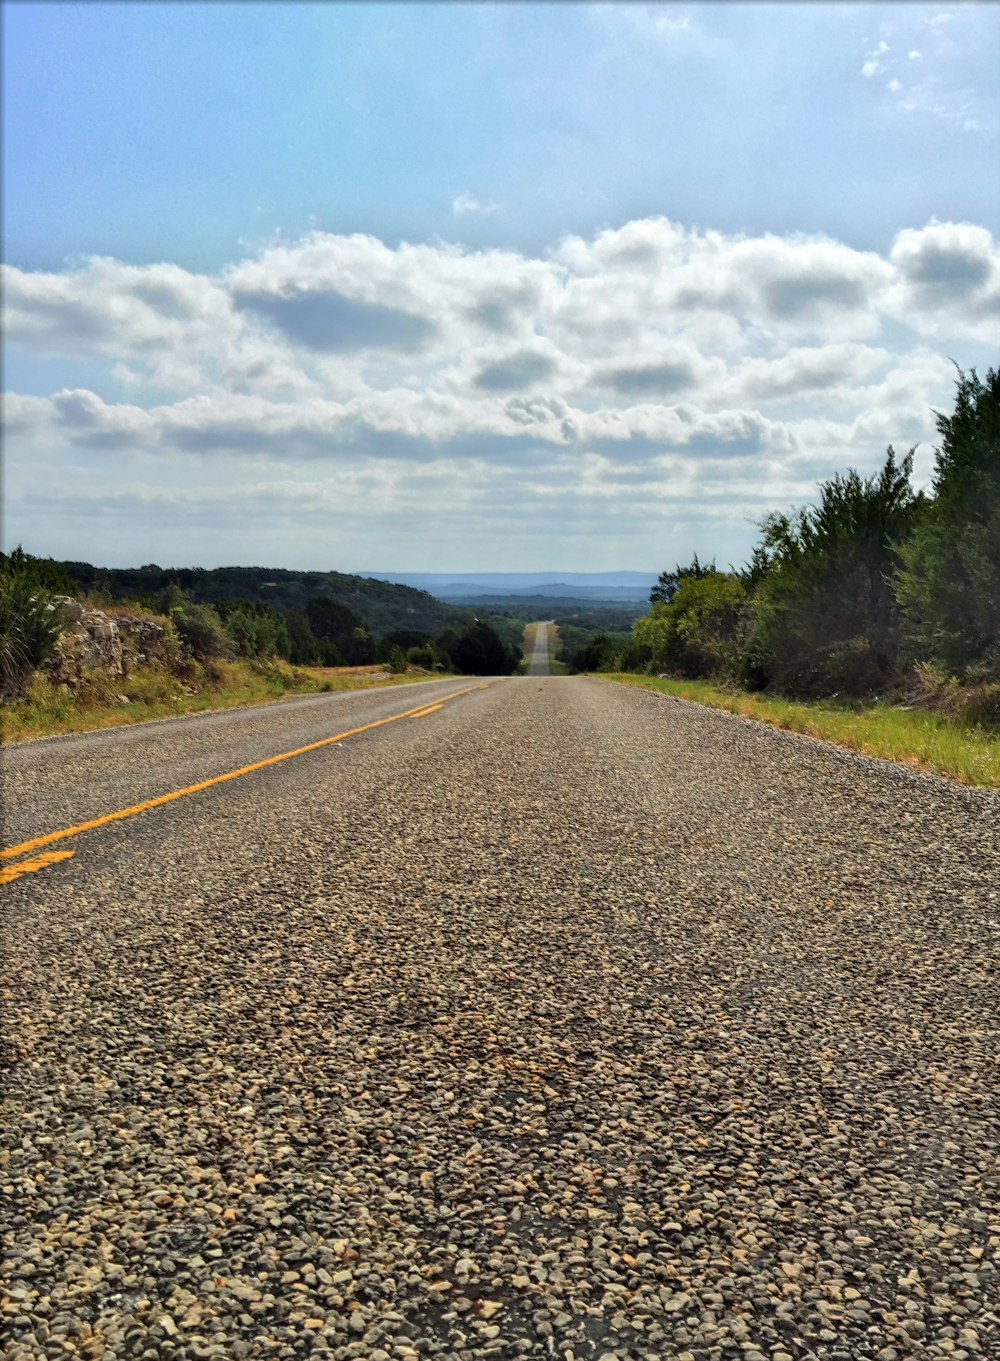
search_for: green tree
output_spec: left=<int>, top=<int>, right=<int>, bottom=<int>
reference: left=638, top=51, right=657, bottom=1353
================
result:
left=285, top=611, right=322, bottom=666
left=635, top=571, right=748, bottom=679
left=0, top=547, right=78, bottom=596
left=895, top=366, right=1000, bottom=678
left=649, top=553, right=715, bottom=606
left=306, top=597, right=372, bottom=663
left=746, top=446, right=923, bottom=695
left=452, top=620, right=520, bottom=675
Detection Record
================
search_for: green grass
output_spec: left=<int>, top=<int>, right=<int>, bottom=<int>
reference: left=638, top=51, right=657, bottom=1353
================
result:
left=2, top=661, right=450, bottom=744
left=598, top=673, right=1000, bottom=788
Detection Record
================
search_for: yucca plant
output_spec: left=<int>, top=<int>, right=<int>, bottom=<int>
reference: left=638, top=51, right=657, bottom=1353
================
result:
left=0, top=569, right=65, bottom=700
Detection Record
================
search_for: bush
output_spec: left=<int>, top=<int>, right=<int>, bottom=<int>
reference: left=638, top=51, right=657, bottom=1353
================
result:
left=407, top=644, right=440, bottom=670
left=388, top=646, right=408, bottom=674
left=172, top=603, right=233, bottom=661
left=0, top=557, right=66, bottom=699
left=634, top=572, right=748, bottom=680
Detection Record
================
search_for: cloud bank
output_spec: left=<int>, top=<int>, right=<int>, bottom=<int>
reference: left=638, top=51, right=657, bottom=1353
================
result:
left=4, top=216, right=998, bottom=569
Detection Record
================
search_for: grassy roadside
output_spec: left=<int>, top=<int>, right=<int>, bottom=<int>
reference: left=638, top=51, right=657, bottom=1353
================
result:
left=2, top=660, right=452, bottom=745
left=546, top=621, right=568, bottom=676
left=598, top=673, right=1000, bottom=788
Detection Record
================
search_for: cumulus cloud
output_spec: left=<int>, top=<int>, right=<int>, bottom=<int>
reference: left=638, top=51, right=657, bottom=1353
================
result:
left=3, top=215, right=996, bottom=567
left=234, top=288, right=436, bottom=353
left=474, top=350, right=558, bottom=392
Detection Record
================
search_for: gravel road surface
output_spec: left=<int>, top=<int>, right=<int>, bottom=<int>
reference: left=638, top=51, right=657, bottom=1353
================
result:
left=2, top=676, right=998, bottom=1361
left=528, top=626, right=551, bottom=677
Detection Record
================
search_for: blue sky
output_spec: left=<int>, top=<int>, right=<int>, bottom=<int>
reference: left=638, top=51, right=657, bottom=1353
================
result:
left=4, top=2, right=999, bottom=571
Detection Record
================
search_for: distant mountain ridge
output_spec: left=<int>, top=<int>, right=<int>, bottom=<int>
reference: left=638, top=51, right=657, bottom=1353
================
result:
left=357, top=571, right=658, bottom=602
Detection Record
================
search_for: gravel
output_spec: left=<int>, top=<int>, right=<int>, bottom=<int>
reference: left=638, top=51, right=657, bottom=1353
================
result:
left=528, top=625, right=552, bottom=676
left=2, top=675, right=998, bottom=1360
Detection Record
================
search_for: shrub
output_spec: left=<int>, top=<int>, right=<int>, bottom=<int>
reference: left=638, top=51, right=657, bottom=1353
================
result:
left=0, top=558, right=66, bottom=699
left=634, top=572, right=748, bottom=680
left=407, top=644, right=440, bottom=670
left=172, top=603, right=233, bottom=661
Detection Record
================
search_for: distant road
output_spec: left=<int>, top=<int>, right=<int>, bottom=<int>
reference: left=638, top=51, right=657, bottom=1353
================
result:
left=3, top=677, right=998, bottom=1358
left=527, top=618, right=552, bottom=674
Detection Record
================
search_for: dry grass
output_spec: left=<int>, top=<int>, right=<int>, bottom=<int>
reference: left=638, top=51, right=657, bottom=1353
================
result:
left=2, top=660, right=446, bottom=744
left=600, top=673, right=1000, bottom=788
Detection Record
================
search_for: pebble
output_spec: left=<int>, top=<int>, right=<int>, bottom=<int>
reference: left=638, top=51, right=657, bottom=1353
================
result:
left=2, top=678, right=998, bottom=1358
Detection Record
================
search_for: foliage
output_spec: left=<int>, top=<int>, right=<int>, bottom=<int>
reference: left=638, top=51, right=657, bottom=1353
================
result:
left=635, top=571, right=748, bottom=679
left=306, top=597, right=377, bottom=665
left=171, top=601, right=233, bottom=662
left=743, top=446, right=922, bottom=696
left=449, top=620, right=521, bottom=675
left=284, top=610, right=323, bottom=666
left=629, top=368, right=996, bottom=706
left=649, top=553, right=716, bottom=606
left=215, top=598, right=292, bottom=660
left=58, top=560, right=463, bottom=638
left=1, top=546, right=77, bottom=595
left=557, top=623, right=639, bottom=673
left=895, top=366, right=1000, bottom=679
left=380, top=627, right=434, bottom=655
left=0, top=551, right=66, bottom=699
left=407, top=643, right=449, bottom=671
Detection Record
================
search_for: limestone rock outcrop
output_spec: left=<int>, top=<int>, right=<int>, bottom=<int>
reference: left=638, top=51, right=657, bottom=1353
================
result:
left=46, top=598, right=167, bottom=687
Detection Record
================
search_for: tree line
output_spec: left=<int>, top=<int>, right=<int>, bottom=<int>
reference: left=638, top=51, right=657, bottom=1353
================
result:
left=583, top=367, right=999, bottom=715
left=0, top=555, right=523, bottom=700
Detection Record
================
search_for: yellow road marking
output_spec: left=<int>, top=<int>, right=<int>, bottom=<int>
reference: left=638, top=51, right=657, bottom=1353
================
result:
left=409, top=703, right=445, bottom=719
left=1, top=684, right=485, bottom=864
left=0, top=850, right=77, bottom=886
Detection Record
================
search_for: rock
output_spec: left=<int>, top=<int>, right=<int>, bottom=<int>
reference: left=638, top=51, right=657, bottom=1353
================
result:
left=51, top=595, right=84, bottom=623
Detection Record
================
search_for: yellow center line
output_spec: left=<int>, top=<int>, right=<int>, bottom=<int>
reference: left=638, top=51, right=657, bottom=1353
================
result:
left=1, top=683, right=486, bottom=864
left=409, top=703, right=445, bottom=719
left=0, top=850, right=77, bottom=886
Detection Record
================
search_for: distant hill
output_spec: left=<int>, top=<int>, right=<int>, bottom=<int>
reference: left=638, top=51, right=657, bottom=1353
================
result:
left=357, top=571, right=658, bottom=603
left=59, top=561, right=464, bottom=639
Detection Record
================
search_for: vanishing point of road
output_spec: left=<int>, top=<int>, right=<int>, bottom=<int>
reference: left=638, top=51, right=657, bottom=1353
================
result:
left=528, top=622, right=553, bottom=676
left=2, top=676, right=998, bottom=1360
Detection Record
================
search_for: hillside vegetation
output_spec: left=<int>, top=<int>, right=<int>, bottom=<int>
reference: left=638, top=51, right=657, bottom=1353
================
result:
left=59, top=562, right=461, bottom=638
left=0, top=558, right=524, bottom=740
left=583, top=366, right=1000, bottom=776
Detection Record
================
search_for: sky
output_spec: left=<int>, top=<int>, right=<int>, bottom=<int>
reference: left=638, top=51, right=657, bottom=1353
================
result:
left=3, top=1, right=999, bottom=574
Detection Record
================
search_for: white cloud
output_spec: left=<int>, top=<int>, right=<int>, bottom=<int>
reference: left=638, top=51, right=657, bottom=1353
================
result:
left=452, top=192, right=500, bottom=218
left=3, top=216, right=995, bottom=567
left=594, top=5, right=700, bottom=42
left=861, top=39, right=890, bottom=78
left=859, top=8, right=998, bottom=134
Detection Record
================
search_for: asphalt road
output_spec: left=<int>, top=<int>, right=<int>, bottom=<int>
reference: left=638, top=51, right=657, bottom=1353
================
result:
left=2, top=677, right=998, bottom=1361
left=528, top=623, right=551, bottom=676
